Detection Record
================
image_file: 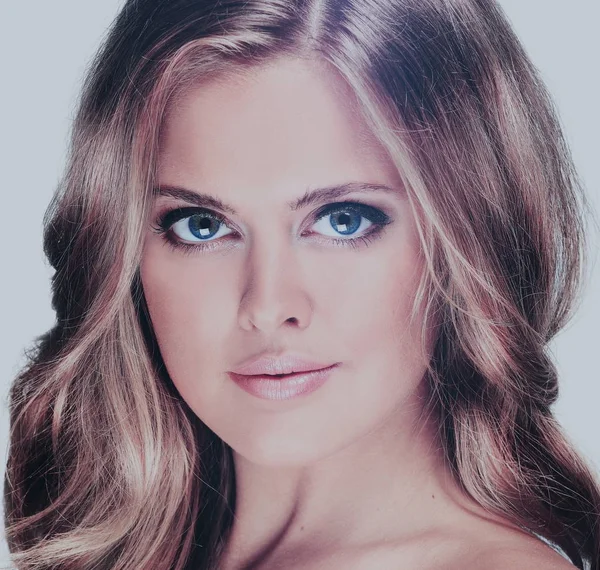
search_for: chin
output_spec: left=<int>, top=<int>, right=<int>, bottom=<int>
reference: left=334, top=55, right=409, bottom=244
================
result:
left=230, top=431, right=341, bottom=469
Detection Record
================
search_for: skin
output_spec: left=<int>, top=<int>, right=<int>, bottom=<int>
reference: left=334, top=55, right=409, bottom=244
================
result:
left=140, top=57, right=576, bottom=569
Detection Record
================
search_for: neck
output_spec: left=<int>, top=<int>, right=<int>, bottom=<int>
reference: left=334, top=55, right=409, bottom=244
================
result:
left=219, top=390, right=478, bottom=568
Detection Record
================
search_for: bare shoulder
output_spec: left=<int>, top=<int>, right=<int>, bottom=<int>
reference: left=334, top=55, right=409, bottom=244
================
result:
left=395, top=512, right=579, bottom=570
left=462, top=541, right=576, bottom=570
left=445, top=525, right=577, bottom=570
left=361, top=524, right=577, bottom=570
left=431, top=498, right=580, bottom=570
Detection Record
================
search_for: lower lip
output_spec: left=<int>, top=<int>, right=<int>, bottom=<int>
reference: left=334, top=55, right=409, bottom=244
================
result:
left=228, top=364, right=339, bottom=401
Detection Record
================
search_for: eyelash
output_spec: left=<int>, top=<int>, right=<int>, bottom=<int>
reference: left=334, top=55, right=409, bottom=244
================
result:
left=150, top=200, right=393, bottom=255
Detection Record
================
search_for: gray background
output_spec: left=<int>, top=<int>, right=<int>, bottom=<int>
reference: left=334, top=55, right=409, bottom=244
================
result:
left=1, top=1, right=598, bottom=564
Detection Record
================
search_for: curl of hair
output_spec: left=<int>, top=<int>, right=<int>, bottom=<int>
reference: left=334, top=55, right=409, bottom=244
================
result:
left=4, top=0, right=600, bottom=569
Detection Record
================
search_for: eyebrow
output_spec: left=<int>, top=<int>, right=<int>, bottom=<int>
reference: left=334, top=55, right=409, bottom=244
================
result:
left=153, top=182, right=402, bottom=215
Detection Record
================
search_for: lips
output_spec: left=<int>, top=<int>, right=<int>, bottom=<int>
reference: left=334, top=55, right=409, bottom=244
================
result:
left=233, top=365, right=337, bottom=381
left=230, top=352, right=338, bottom=376
left=228, top=365, right=339, bottom=401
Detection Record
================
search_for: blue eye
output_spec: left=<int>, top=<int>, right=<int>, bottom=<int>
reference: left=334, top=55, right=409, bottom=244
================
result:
left=312, top=205, right=374, bottom=239
left=171, top=211, right=234, bottom=242
left=151, top=201, right=393, bottom=254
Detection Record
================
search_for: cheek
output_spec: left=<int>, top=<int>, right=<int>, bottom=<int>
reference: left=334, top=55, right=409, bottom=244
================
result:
left=138, top=246, right=238, bottom=391
left=327, top=240, right=427, bottom=369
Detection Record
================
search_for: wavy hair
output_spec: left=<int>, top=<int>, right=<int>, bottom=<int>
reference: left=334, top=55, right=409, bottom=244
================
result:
left=4, top=0, right=600, bottom=568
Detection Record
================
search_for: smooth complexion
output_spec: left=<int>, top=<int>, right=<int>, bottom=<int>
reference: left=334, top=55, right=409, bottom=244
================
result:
left=140, top=57, right=574, bottom=569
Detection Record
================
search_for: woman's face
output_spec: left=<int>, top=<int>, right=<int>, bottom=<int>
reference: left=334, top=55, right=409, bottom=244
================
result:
left=141, top=57, right=431, bottom=467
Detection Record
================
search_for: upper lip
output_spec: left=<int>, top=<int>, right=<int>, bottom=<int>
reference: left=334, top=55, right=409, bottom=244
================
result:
left=230, top=352, right=338, bottom=376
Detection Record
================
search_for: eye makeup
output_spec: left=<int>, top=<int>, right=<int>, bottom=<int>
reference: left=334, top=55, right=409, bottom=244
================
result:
left=150, top=199, right=394, bottom=256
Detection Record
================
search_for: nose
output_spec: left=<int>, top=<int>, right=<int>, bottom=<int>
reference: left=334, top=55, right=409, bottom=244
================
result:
left=237, top=235, right=312, bottom=334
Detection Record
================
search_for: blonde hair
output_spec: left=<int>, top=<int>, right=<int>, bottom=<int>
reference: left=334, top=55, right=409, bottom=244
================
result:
left=4, top=0, right=600, bottom=568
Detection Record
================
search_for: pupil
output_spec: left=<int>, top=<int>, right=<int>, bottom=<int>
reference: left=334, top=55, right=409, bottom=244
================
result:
left=189, top=216, right=217, bottom=239
left=332, top=211, right=360, bottom=234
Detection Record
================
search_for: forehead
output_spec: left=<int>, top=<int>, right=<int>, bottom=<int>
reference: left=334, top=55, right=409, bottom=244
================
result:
left=157, top=56, right=401, bottom=201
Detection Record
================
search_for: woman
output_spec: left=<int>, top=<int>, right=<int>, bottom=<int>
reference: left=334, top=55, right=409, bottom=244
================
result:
left=4, top=0, right=600, bottom=568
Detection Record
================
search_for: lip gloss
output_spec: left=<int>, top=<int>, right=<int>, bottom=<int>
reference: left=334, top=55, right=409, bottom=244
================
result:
left=228, top=364, right=339, bottom=401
